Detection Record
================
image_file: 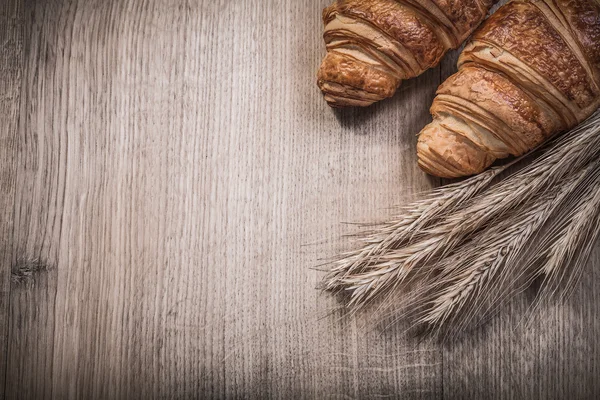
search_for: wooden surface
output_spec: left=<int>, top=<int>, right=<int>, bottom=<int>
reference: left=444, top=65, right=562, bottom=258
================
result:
left=1, top=0, right=599, bottom=399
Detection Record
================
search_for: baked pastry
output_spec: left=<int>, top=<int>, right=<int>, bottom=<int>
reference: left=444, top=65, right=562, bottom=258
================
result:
left=317, top=0, right=496, bottom=107
left=417, top=0, right=600, bottom=177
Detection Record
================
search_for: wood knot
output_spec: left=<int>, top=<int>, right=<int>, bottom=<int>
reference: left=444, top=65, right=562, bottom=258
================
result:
left=11, top=259, right=51, bottom=286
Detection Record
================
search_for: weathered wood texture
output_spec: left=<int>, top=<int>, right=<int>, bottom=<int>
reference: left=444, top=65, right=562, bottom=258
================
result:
left=4, top=1, right=441, bottom=398
left=1, top=0, right=599, bottom=399
left=0, top=0, right=24, bottom=397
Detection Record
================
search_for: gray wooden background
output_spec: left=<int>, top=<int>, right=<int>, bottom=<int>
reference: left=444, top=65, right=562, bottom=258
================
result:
left=1, top=0, right=600, bottom=398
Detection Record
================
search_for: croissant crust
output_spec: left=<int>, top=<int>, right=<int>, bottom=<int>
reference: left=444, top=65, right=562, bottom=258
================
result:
left=317, top=0, right=495, bottom=107
left=418, top=0, right=600, bottom=178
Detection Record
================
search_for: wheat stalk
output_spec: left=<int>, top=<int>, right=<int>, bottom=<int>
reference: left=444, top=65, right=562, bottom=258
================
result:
left=324, top=110, right=600, bottom=333
left=323, top=167, right=505, bottom=291
left=417, top=161, right=600, bottom=335
left=532, top=173, right=600, bottom=304
left=336, top=113, right=600, bottom=305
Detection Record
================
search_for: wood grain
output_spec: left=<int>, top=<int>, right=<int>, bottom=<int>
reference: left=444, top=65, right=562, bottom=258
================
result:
left=1, top=0, right=599, bottom=399
left=0, top=0, right=25, bottom=397
left=4, top=0, right=442, bottom=398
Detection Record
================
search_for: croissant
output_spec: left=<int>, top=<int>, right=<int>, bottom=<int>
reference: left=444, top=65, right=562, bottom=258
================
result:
left=316, top=0, right=497, bottom=107
left=417, top=0, right=600, bottom=178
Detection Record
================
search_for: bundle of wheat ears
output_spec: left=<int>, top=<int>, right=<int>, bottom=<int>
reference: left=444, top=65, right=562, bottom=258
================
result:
left=323, top=111, right=600, bottom=336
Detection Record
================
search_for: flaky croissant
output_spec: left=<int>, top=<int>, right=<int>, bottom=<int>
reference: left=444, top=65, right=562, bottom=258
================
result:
left=317, top=0, right=496, bottom=107
left=417, top=0, right=600, bottom=178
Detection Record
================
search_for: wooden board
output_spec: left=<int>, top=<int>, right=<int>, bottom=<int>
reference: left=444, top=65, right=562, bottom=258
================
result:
left=0, top=0, right=598, bottom=399
left=0, top=0, right=24, bottom=397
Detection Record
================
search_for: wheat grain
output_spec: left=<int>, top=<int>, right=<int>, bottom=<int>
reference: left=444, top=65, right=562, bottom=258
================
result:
left=323, top=111, right=600, bottom=334
left=418, top=162, right=600, bottom=334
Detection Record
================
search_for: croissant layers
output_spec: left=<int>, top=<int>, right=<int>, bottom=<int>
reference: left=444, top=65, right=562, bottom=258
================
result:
left=418, top=0, right=600, bottom=178
left=316, top=0, right=496, bottom=107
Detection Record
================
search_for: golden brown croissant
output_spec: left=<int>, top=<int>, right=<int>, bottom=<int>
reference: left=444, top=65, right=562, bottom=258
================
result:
left=417, top=0, right=600, bottom=178
left=316, top=0, right=497, bottom=107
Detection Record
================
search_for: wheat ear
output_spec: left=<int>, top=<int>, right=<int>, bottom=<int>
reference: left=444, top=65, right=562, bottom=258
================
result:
left=330, top=112, right=600, bottom=307
left=323, top=111, right=600, bottom=332
left=417, top=161, right=600, bottom=335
